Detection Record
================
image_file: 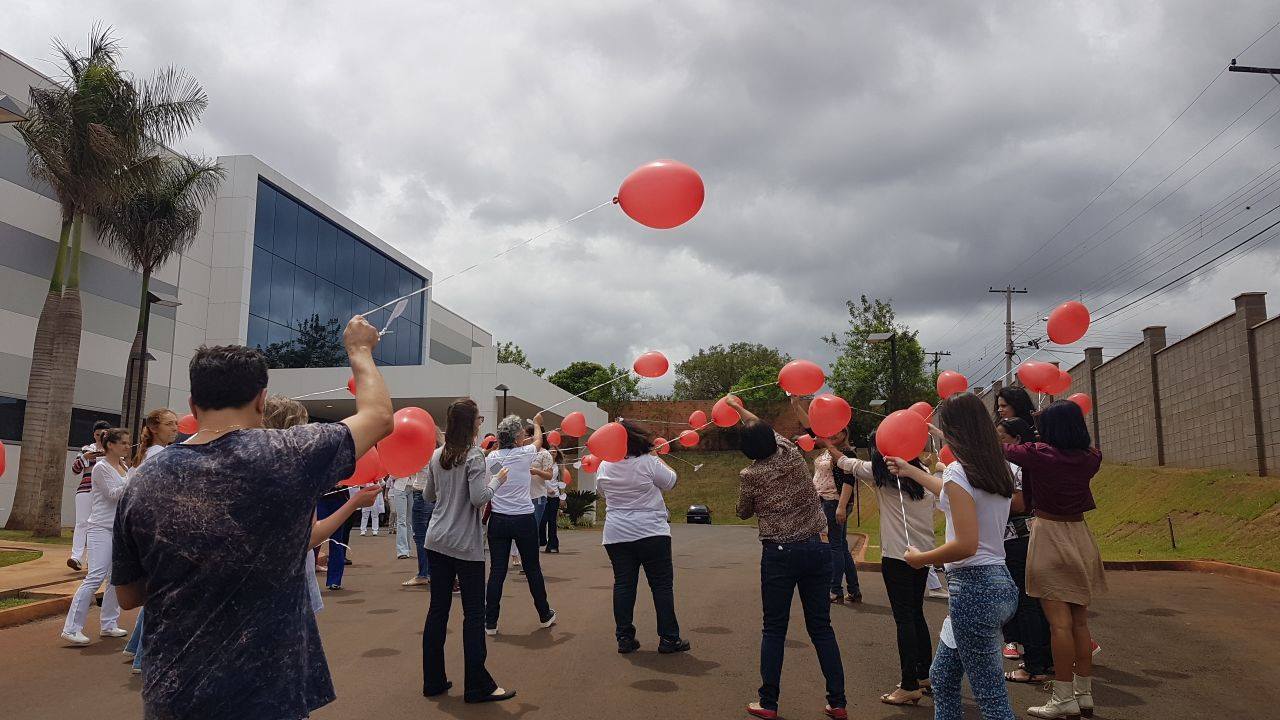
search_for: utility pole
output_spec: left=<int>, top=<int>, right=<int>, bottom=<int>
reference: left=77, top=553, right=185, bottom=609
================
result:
left=989, top=286, right=1027, bottom=382
left=923, top=349, right=951, bottom=378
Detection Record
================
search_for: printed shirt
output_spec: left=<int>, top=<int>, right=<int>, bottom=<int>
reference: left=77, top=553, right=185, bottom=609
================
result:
left=112, top=423, right=355, bottom=720
left=531, top=448, right=554, bottom=500
left=736, top=432, right=826, bottom=543
left=71, top=443, right=98, bottom=493
left=811, top=451, right=839, bottom=500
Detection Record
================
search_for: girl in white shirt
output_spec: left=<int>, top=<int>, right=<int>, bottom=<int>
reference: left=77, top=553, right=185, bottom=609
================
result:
left=61, top=427, right=133, bottom=646
left=886, top=393, right=1018, bottom=720
left=540, top=447, right=568, bottom=553
left=594, top=420, right=689, bottom=655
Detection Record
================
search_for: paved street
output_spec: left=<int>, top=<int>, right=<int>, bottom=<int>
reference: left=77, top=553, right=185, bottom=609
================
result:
left=3, top=524, right=1277, bottom=719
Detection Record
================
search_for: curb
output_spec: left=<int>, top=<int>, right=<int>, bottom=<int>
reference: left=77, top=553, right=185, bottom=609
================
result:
left=0, top=594, right=72, bottom=629
left=852, top=556, right=1279, bottom=588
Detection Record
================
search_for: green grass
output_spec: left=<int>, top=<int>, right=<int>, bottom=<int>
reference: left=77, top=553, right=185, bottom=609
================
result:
left=0, top=549, right=42, bottom=568
left=660, top=451, right=1280, bottom=571
left=0, top=529, right=73, bottom=546
left=0, top=596, right=39, bottom=610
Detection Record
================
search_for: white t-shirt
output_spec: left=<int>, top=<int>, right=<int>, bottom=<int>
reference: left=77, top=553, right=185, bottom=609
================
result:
left=937, top=462, right=1011, bottom=571
left=531, top=448, right=554, bottom=500
left=486, top=444, right=538, bottom=515
left=545, top=465, right=566, bottom=499
left=87, top=461, right=129, bottom=529
left=595, top=454, right=678, bottom=545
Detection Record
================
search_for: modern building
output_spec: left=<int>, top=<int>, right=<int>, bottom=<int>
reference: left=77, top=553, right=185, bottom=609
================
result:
left=0, top=47, right=604, bottom=526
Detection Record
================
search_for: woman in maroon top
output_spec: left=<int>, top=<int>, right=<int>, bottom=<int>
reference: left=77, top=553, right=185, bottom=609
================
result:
left=1002, top=400, right=1105, bottom=720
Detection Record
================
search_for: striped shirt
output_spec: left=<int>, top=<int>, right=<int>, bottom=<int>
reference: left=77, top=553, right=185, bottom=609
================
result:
left=70, top=443, right=99, bottom=494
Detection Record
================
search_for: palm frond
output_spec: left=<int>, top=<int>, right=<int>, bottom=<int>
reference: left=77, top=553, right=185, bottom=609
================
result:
left=138, top=67, right=208, bottom=145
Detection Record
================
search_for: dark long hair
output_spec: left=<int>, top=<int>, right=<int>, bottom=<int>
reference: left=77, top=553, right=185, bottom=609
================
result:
left=868, top=431, right=926, bottom=501
left=441, top=398, right=480, bottom=470
left=996, top=386, right=1039, bottom=440
left=1038, top=400, right=1092, bottom=451
left=996, top=417, right=1034, bottom=444
left=938, top=394, right=1014, bottom=497
left=620, top=419, right=654, bottom=458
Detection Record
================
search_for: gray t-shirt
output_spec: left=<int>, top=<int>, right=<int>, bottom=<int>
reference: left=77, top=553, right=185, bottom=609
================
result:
left=424, top=446, right=501, bottom=562
left=113, top=423, right=355, bottom=720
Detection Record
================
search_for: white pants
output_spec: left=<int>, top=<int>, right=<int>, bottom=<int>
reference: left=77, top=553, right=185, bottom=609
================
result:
left=62, top=526, right=120, bottom=634
left=70, top=492, right=92, bottom=563
left=360, top=507, right=379, bottom=533
left=927, top=567, right=945, bottom=591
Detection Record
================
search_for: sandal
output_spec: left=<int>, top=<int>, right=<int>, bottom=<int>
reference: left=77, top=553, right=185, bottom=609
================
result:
left=1004, top=669, right=1052, bottom=684
left=880, top=688, right=923, bottom=705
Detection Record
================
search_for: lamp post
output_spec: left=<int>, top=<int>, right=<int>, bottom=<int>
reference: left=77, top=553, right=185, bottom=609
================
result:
left=495, top=383, right=509, bottom=418
left=867, top=331, right=898, bottom=411
left=127, top=291, right=180, bottom=441
left=0, top=94, right=28, bottom=124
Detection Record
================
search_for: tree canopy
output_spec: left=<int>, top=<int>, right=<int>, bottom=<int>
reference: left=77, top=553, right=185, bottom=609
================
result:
left=672, top=342, right=790, bottom=400
left=547, top=360, right=639, bottom=415
left=261, top=314, right=347, bottom=369
left=497, top=339, right=545, bottom=377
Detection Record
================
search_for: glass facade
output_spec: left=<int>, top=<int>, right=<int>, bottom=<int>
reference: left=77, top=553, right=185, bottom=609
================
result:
left=247, top=179, right=426, bottom=366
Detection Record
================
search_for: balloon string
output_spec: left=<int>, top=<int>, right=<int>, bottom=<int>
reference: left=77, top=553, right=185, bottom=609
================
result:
left=293, top=385, right=349, bottom=401
left=541, top=371, right=632, bottom=414
left=896, top=477, right=912, bottom=550
left=362, top=199, right=614, bottom=317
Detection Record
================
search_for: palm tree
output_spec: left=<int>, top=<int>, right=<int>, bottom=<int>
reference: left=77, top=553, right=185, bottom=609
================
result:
left=5, top=27, right=208, bottom=534
left=99, top=154, right=223, bottom=439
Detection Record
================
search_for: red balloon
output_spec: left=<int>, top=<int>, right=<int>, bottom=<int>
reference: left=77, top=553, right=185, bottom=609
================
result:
left=678, top=430, right=700, bottom=447
left=909, top=401, right=934, bottom=421
left=1068, top=393, right=1093, bottom=415
left=1045, top=369, right=1073, bottom=396
left=936, top=371, right=968, bottom=400
left=347, top=376, right=356, bottom=396
left=580, top=454, right=601, bottom=473
left=481, top=436, right=496, bottom=450
left=796, top=434, right=816, bottom=452
left=778, top=360, right=825, bottom=396
left=633, top=350, right=669, bottom=378
left=562, top=411, right=587, bottom=437
left=616, top=159, right=705, bottom=229
left=875, top=410, right=929, bottom=460
left=378, top=408, right=436, bottom=477
left=339, top=446, right=385, bottom=486
left=808, top=394, right=852, bottom=438
left=546, top=430, right=563, bottom=447
left=654, top=437, right=671, bottom=455
left=177, top=414, right=198, bottom=435
left=712, top=396, right=741, bottom=427
left=939, top=445, right=955, bottom=465
left=1017, top=361, right=1060, bottom=393
left=1047, top=301, right=1090, bottom=345
left=0, top=443, right=5, bottom=476
left=689, top=410, right=708, bottom=428
left=587, top=422, right=628, bottom=463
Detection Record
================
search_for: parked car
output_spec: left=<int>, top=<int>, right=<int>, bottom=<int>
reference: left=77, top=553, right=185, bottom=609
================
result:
left=686, top=504, right=711, bottom=524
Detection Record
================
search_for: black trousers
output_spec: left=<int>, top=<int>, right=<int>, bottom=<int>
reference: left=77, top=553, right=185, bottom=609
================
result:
left=881, top=556, right=932, bottom=690
left=759, top=538, right=846, bottom=712
left=1003, top=535, right=1053, bottom=675
left=604, top=535, right=681, bottom=643
left=485, top=512, right=551, bottom=627
left=539, top=496, right=561, bottom=551
left=422, top=550, right=497, bottom=701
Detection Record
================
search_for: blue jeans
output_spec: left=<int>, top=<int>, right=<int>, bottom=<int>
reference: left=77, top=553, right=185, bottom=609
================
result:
left=931, top=564, right=1018, bottom=720
left=821, top=499, right=860, bottom=596
left=758, top=536, right=845, bottom=712
left=411, top=490, right=434, bottom=580
left=532, top=496, right=547, bottom=545
left=125, top=608, right=144, bottom=670
left=316, top=493, right=352, bottom=588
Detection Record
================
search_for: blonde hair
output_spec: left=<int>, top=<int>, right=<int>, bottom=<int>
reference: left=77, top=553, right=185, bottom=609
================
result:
left=133, top=408, right=177, bottom=466
left=263, top=394, right=309, bottom=430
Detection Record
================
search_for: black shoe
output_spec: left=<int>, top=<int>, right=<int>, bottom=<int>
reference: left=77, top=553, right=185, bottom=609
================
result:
left=847, top=592, right=863, bottom=604
left=423, top=681, right=453, bottom=697
left=617, top=637, right=641, bottom=654
left=658, top=638, right=691, bottom=654
left=344, top=558, right=352, bottom=566
left=465, top=688, right=516, bottom=704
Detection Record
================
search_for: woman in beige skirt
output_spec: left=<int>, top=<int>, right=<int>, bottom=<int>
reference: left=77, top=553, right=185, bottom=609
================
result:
left=1003, top=400, right=1104, bottom=720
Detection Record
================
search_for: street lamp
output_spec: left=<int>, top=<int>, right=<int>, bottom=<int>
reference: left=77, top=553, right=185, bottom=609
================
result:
left=127, top=291, right=180, bottom=441
left=495, top=383, right=509, bottom=418
left=867, top=331, right=898, bottom=411
left=0, top=94, right=28, bottom=124
left=869, top=399, right=887, bottom=409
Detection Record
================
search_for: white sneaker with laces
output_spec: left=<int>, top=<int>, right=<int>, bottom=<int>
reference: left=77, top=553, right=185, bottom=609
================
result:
left=539, top=610, right=558, bottom=629
left=101, top=627, right=129, bottom=638
left=61, top=631, right=90, bottom=646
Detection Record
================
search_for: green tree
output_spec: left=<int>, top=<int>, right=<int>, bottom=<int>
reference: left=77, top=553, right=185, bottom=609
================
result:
left=259, top=314, right=347, bottom=369
left=672, top=343, right=791, bottom=400
left=548, top=361, right=640, bottom=416
left=496, top=339, right=545, bottom=376
left=731, top=364, right=787, bottom=405
left=823, top=295, right=932, bottom=437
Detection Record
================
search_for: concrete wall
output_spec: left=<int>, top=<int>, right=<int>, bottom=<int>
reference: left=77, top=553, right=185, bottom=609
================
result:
left=1254, top=315, right=1280, bottom=474
left=1094, top=337, right=1162, bottom=466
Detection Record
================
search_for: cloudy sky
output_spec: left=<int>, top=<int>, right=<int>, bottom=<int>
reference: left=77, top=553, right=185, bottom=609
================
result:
left=5, top=1, right=1280, bottom=392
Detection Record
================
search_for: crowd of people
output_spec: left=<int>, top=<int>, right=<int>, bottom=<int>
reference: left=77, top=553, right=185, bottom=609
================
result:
left=51, top=314, right=1108, bottom=720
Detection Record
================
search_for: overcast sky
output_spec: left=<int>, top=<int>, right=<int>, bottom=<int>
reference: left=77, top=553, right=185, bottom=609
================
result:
left=5, top=1, right=1280, bottom=393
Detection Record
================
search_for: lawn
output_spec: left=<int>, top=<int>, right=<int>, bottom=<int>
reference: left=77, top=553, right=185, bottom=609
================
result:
left=659, top=451, right=1280, bottom=571
left=0, top=529, right=72, bottom=546
left=0, top=596, right=39, bottom=610
left=0, top=549, right=42, bottom=568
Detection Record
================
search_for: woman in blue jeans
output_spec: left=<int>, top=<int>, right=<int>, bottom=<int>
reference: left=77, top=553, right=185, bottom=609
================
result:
left=887, top=393, right=1018, bottom=720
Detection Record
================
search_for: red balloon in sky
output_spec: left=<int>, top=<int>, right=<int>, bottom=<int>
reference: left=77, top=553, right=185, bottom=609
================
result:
left=909, top=401, right=934, bottom=421
left=1017, top=361, right=1060, bottom=393
left=678, top=430, right=700, bottom=447
left=562, top=412, right=587, bottom=437
left=654, top=437, right=671, bottom=455
left=1047, top=301, right=1091, bottom=345
left=778, top=360, right=825, bottom=396
left=588, top=422, right=629, bottom=463
left=689, top=410, right=708, bottom=428
left=347, top=376, right=357, bottom=395
left=177, top=414, right=198, bottom=435
left=936, top=371, right=968, bottom=400
left=1045, top=369, right=1073, bottom=396
left=580, top=454, right=601, bottom=473
left=616, top=160, right=705, bottom=229
left=875, top=410, right=929, bottom=460
left=633, top=350, right=669, bottom=378
left=1068, top=393, right=1093, bottom=415
left=0, top=443, right=6, bottom=476
left=547, top=430, right=563, bottom=447
left=796, top=434, right=816, bottom=452
left=808, top=394, right=852, bottom=438
left=712, top=396, right=741, bottom=427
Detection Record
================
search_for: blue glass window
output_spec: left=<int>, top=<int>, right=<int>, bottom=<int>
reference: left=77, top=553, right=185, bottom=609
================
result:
left=267, top=320, right=291, bottom=347
left=335, top=231, right=355, bottom=290
left=292, top=270, right=315, bottom=328
left=314, top=279, right=334, bottom=325
left=247, top=314, right=268, bottom=350
left=273, top=198, right=297, bottom=262
left=316, top=221, right=336, bottom=282
left=253, top=183, right=275, bottom=252
left=352, top=242, right=369, bottom=301
left=250, top=247, right=271, bottom=319
left=296, top=209, right=318, bottom=274
left=268, top=259, right=294, bottom=326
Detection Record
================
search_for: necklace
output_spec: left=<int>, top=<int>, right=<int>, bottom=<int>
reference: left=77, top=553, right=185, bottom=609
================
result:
left=182, top=424, right=248, bottom=443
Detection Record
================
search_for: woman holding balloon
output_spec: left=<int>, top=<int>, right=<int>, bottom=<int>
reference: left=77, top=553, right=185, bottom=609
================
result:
left=789, top=396, right=861, bottom=605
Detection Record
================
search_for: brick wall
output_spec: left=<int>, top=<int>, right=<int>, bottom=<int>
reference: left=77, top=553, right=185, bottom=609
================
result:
left=1094, top=341, right=1160, bottom=465
left=1252, top=315, right=1280, bottom=474
left=613, top=399, right=807, bottom=451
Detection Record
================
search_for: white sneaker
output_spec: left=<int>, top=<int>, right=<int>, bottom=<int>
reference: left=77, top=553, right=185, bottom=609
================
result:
left=539, top=610, right=558, bottom=629
left=372, top=531, right=379, bottom=536
left=122, top=649, right=136, bottom=659
left=485, top=626, right=498, bottom=636
left=131, top=667, right=141, bottom=675
left=101, top=627, right=129, bottom=638
left=61, top=631, right=90, bottom=646
left=360, top=530, right=367, bottom=536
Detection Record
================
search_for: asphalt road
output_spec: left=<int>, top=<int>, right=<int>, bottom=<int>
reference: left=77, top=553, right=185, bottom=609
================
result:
left=2, top=524, right=1276, bottom=719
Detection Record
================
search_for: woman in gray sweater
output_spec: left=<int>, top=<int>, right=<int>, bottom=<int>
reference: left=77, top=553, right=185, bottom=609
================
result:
left=421, top=398, right=514, bottom=703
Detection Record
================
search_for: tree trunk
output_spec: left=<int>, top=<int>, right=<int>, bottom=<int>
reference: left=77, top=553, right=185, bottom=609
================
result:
left=4, top=218, right=71, bottom=531
left=121, top=270, right=151, bottom=439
